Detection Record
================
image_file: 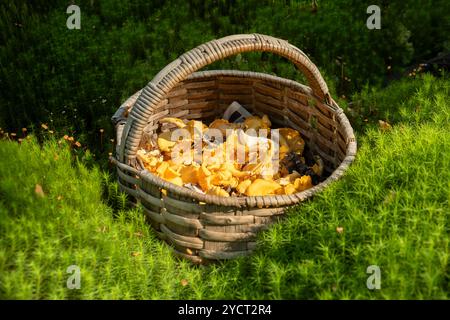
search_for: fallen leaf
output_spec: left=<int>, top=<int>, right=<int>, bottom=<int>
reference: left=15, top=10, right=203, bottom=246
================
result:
left=180, top=279, right=188, bottom=286
left=35, top=184, right=45, bottom=197
left=41, top=124, right=48, bottom=130
left=378, top=120, right=392, bottom=131
left=383, top=191, right=397, bottom=205
left=131, top=252, right=141, bottom=257
left=336, top=226, right=344, bottom=234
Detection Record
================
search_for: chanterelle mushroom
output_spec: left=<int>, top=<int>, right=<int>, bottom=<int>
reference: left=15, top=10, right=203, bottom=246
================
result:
left=294, top=175, right=313, bottom=192
left=245, top=179, right=282, bottom=196
left=279, top=128, right=305, bottom=154
left=157, top=131, right=177, bottom=152
left=180, top=165, right=199, bottom=184
left=236, top=179, right=252, bottom=194
left=207, top=186, right=230, bottom=197
left=160, top=117, right=187, bottom=128
left=209, top=119, right=240, bottom=135
left=284, top=184, right=297, bottom=195
left=147, top=108, right=314, bottom=197
left=197, top=165, right=213, bottom=192
left=244, top=115, right=271, bottom=131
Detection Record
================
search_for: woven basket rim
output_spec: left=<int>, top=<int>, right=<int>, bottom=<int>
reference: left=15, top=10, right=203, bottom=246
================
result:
left=112, top=70, right=357, bottom=208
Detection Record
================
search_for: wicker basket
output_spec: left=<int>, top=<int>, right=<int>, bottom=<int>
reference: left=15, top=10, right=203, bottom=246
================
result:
left=111, top=34, right=356, bottom=263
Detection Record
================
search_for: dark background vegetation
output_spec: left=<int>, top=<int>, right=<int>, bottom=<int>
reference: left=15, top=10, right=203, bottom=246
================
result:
left=1, top=0, right=449, bottom=162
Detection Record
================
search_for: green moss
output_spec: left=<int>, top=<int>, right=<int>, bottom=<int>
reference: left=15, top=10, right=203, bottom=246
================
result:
left=0, top=74, right=448, bottom=299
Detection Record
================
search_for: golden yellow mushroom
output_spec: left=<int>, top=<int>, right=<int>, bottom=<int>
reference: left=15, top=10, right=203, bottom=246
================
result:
left=277, top=171, right=301, bottom=185
left=262, top=114, right=271, bottom=128
left=245, top=179, right=282, bottom=196
left=294, top=175, right=313, bottom=192
left=277, top=134, right=291, bottom=159
left=156, top=161, right=169, bottom=177
left=220, top=163, right=252, bottom=178
left=211, top=169, right=232, bottom=183
left=167, top=176, right=183, bottom=187
left=244, top=115, right=271, bottom=131
left=197, top=165, right=213, bottom=191
left=157, top=131, right=177, bottom=152
left=160, top=117, right=187, bottom=128
left=180, top=165, right=199, bottom=184
left=137, top=149, right=162, bottom=168
left=211, top=172, right=239, bottom=189
left=209, top=119, right=239, bottom=135
left=228, top=177, right=239, bottom=189
left=284, top=184, right=297, bottom=195
left=186, top=120, right=208, bottom=137
left=236, top=179, right=252, bottom=194
left=206, top=186, right=230, bottom=197
left=279, top=128, right=305, bottom=154
left=164, top=166, right=180, bottom=180
left=290, top=136, right=305, bottom=154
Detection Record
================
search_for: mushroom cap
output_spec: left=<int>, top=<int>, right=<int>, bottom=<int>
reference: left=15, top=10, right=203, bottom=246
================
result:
left=180, top=165, right=199, bottom=184
left=207, top=186, right=230, bottom=197
left=284, top=184, right=297, bottom=195
left=294, top=175, right=313, bottom=191
left=167, top=176, right=183, bottom=187
left=157, top=131, right=177, bottom=152
left=236, top=179, right=252, bottom=194
left=245, top=178, right=282, bottom=196
left=160, top=117, right=187, bottom=128
left=244, top=115, right=271, bottom=131
left=209, top=119, right=240, bottom=135
left=279, top=128, right=305, bottom=154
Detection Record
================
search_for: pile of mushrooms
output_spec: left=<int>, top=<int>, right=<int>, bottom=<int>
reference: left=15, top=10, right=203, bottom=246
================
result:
left=137, top=113, right=323, bottom=197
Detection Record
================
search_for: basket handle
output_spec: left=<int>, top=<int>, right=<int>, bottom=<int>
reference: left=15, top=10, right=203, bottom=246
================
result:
left=119, top=33, right=330, bottom=163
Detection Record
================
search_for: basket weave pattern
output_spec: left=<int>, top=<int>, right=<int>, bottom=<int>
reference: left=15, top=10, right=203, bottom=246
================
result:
left=111, top=34, right=356, bottom=263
